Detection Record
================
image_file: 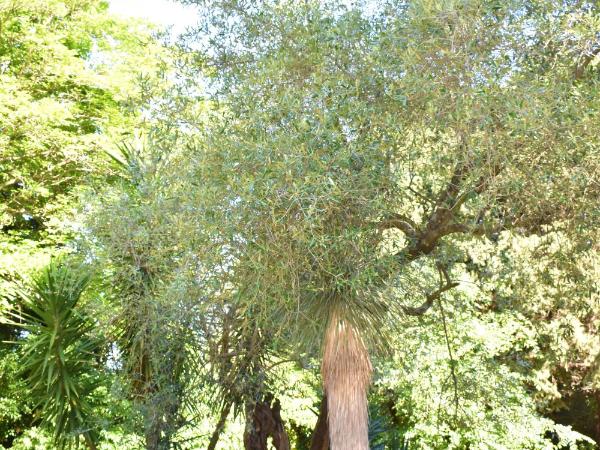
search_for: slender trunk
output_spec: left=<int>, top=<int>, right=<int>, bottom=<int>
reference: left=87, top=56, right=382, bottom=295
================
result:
left=244, top=399, right=264, bottom=450
left=309, top=395, right=329, bottom=450
left=596, top=391, right=600, bottom=446
left=144, top=409, right=181, bottom=450
left=270, top=397, right=291, bottom=450
left=145, top=424, right=160, bottom=450
left=208, top=402, right=232, bottom=450
left=321, top=311, right=372, bottom=450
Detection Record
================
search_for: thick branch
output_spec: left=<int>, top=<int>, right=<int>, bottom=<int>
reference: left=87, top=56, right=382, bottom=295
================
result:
left=574, top=45, right=600, bottom=80
left=393, top=156, right=506, bottom=264
left=401, top=281, right=459, bottom=316
left=396, top=162, right=472, bottom=262
left=442, top=221, right=504, bottom=239
left=376, top=213, right=418, bottom=238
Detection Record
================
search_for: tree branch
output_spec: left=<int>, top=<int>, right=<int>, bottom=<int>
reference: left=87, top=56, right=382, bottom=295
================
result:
left=438, top=295, right=459, bottom=421
left=400, top=264, right=459, bottom=316
left=376, top=213, right=418, bottom=238
left=574, top=45, right=600, bottom=80
left=395, top=161, right=472, bottom=262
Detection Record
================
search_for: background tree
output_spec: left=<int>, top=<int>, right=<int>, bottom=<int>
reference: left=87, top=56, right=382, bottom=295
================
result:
left=87, top=125, right=294, bottom=450
left=86, top=139, right=198, bottom=449
left=0, top=0, right=170, bottom=445
left=0, top=0, right=163, bottom=246
left=465, top=229, right=600, bottom=443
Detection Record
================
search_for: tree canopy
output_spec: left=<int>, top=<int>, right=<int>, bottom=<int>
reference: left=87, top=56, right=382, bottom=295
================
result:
left=1, top=0, right=600, bottom=449
left=181, top=0, right=599, bottom=446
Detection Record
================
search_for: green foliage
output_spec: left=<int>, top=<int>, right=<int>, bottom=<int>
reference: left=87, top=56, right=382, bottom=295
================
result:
left=184, top=0, right=600, bottom=355
left=85, top=139, right=203, bottom=448
left=2, top=0, right=600, bottom=448
left=462, top=230, right=600, bottom=439
left=372, top=294, right=595, bottom=449
left=177, top=0, right=600, bottom=447
left=8, top=427, right=52, bottom=450
left=0, top=0, right=140, bottom=235
left=0, top=349, right=33, bottom=447
left=0, top=2, right=171, bottom=444
left=8, top=260, right=101, bottom=449
left=0, top=0, right=167, bottom=291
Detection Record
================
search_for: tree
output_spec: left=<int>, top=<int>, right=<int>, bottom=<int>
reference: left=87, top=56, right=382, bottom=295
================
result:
left=86, top=141, right=196, bottom=449
left=5, top=260, right=101, bottom=449
left=466, top=228, right=600, bottom=443
left=0, top=0, right=162, bottom=241
left=180, top=0, right=600, bottom=447
left=88, top=130, right=294, bottom=449
left=0, top=0, right=172, bottom=443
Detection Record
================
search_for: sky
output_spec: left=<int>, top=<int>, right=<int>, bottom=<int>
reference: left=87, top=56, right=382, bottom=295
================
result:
left=108, top=0, right=199, bottom=35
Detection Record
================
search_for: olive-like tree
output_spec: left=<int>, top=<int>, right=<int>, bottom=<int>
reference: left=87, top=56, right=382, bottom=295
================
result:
left=89, top=142, right=197, bottom=449
left=182, top=0, right=600, bottom=447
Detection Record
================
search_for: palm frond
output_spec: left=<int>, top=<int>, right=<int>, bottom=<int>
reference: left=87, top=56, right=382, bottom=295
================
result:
left=10, top=259, right=101, bottom=450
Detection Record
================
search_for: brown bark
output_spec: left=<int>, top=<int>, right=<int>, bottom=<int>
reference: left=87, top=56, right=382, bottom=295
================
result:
left=574, top=46, right=600, bottom=80
left=309, top=396, right=329, bottom=450
left=244, top=395, right=291, bottom=450
left=398, top=161, right=474, bottom=263
left=321, top=311, right=372, bottom=450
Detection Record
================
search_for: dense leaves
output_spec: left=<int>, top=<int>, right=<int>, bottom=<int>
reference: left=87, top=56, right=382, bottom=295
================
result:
left=7, top=260, right=100, bottom=449
left=180, top=0, right=600, bottom=447
left=0, top=1, right=170, bottom=447
left=1, top=0, right=600, bottom=449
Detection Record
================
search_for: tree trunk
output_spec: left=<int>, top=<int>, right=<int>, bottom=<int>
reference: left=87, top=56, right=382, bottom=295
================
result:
left=309, top=395, right=329, bottom=450
left=208, top=402, right=232, bottom=450
left=244, top=395, right=291, bottom=450
left=143, top=410, right=171, bottom=450
left=145, top=425, right=160, bottom=450
left=321, top=311, right=372, bottom=450
left=83, top=431, right=97, bottom=450
left=596, top=391, right=600, bottom=446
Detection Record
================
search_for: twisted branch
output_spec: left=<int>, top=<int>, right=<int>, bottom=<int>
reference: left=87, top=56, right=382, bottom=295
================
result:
left=401, top=264, right=459, bottom=317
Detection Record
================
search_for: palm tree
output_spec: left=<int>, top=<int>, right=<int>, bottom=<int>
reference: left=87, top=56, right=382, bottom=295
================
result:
left=8, top=260, right=100, bottom=450
left=321, top=310, right=372, bottom=449
left=99, top=141, right=194, bottom=449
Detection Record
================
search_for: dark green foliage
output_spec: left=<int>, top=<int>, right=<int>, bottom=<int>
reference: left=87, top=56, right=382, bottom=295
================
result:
left=9, top=260, right=101, bottom=449
left=0, top=348, right=33, bottom=447
left=2, top=0, right=600, bottom=448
